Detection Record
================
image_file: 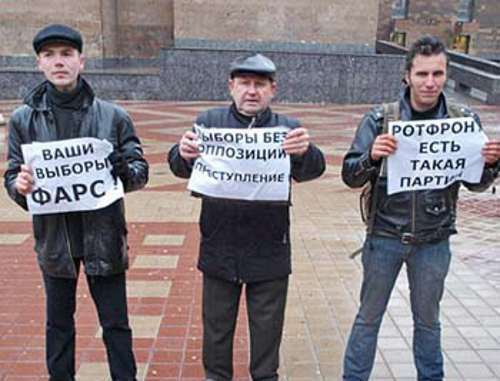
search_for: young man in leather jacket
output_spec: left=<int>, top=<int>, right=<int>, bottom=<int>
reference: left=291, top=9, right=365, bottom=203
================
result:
left=4, top=24, right=148, bottom=381
left=168, top=53, right=325, bottom=381
left=341, top=35, right=500, bottom=381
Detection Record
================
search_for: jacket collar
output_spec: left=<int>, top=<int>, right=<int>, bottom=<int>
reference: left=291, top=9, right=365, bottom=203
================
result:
left=23, top=76, right=95, bottom=112
left=230, top=102, right=273, bottom=127
left=399, top=86, right=448, bottom=121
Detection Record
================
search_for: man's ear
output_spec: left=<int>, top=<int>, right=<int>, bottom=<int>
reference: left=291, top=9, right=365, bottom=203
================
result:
left=271, top=81, right=277, bottom=96
left=79, top=54, right=86, bottom=71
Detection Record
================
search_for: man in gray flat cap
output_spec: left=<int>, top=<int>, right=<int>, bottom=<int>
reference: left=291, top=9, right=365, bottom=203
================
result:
left=4, top=23, right=147, bottom=381
left=169, top=53, right=326, bottom=381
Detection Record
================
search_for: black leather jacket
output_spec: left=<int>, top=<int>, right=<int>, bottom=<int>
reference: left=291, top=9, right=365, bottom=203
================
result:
left=169, top=104, right=325, bottom=283
left=4, top=78, right=149, bottom=278
left=342, top=90, right=498, bottom=243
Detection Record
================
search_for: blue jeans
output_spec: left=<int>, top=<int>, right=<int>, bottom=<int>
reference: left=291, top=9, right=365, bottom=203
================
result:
left=343, top=236, right=451, bottom=381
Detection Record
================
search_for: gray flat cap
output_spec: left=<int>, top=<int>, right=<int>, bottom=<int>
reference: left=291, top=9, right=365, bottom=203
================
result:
left=230, top=53, right=276, bottom=79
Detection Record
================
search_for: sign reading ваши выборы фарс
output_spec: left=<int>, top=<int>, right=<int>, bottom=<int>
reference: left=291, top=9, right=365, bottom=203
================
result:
left=22, top=137, right=124, bottom=215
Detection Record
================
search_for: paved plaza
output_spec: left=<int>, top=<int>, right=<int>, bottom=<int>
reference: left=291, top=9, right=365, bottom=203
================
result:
left=0, top=99, right=499, bottom=380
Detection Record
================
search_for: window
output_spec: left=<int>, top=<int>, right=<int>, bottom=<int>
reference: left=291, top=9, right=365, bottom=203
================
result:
left=453, top=34, right=471, bottom=53
left=457, top=0, right=475, bottom=22
left=392, top=0, right=409, bottom=19
left=391, top=31, right=407, bottom=47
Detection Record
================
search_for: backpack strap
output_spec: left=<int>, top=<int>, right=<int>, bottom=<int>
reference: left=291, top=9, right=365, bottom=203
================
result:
left=382, top=101, right=400, bottom=133
left=365, top=102, right=398, bottom=235
left=447, top=102, right=469, bottom=118
left=351, top=101, right=399, bottom=258
left=379, top=101, right=399, bottom=178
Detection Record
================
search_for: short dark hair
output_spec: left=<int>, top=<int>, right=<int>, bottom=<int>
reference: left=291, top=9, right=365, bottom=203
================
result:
left=405, top=35, right=448, bottom=72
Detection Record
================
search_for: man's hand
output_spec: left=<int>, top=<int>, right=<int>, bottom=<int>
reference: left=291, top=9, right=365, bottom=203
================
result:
left=482, top=139, right=500, bottom=165
left=371, top=133, right=398, bottom=161
left=179, top=130, right=200, bottom=160
left=108, top=151, right=129, bottom=183
left=282, top=127, right=310, bottom=156
left=15, top=164, right=34, bottom=195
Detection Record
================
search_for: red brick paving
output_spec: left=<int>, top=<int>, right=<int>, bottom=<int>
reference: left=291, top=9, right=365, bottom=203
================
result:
left=0, top=99, right=499, bottom=380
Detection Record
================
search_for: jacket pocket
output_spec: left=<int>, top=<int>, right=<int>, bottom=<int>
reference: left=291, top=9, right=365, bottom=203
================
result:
left=257, top=207, right=289, bottom=244
left=199, top=199, right=230, bottom=241
left=380, top=192, right=411, bottom=215
left=424, top=194, right=447, bottom=216
left=33, top=216, right=45, bottom=243
left=84, top=201, right=128, bottom=273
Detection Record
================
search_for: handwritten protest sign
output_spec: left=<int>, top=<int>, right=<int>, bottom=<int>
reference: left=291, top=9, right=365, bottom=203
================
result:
left=387, top=117, right=487, bottom=195
left=22, top=138, right=124, bottom=214
left=188, top=125, right=291, bottom=201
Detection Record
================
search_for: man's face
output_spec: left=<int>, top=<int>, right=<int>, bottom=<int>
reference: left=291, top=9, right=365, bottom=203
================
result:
left=405, top=52, right=447, bottom=112
left=229, top=74, right=277, bottom=116
left=37, top=43, right=84, bottom=92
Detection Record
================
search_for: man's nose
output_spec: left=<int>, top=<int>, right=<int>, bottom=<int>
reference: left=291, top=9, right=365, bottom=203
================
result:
left=53, top=56, right=64, bottom=66
left=247, top=83, right=257, bottom=93
left=424, top=75, right=436, bottom=87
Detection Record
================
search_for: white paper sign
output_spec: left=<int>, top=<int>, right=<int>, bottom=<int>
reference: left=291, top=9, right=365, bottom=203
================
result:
left=22, top=138, right=124, bottom=214
left=188, top=125, right=291, bottom=201
left=387, top=117, right=487, bottom=195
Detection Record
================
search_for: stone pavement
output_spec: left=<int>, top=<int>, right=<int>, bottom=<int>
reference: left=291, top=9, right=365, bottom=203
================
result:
left=0, top=99, right=499, bottom=380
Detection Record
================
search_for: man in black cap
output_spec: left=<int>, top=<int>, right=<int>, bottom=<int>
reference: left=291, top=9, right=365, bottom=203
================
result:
left=168, top=53, right=326, bottom=381
left=4, top=24, right=148, bottom=381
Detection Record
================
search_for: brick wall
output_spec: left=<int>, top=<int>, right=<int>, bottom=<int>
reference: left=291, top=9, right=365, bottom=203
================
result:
left=377, top=0, right=394, bottom=41
left=173, top=0, right=379, bottom=47
left=0, top=0, right=174, bottom=59
left=3, top=0, right=499, bottom=61
left=474, top=0, right=500, bottom=59
left=0, top=0, right=103, bottom=57
left=393, top=0, right=461, bottom=47
left=384, top=0, right=500, bottom=60
left=2, top=0, right=376, bottom=59
left=114, top=0, right=174, bottom=58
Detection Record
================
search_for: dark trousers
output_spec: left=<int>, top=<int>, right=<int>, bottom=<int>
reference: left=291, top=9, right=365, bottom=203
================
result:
left=42, top=259, right=137, bottom=381
left=202, top=274, right=288, bottom=381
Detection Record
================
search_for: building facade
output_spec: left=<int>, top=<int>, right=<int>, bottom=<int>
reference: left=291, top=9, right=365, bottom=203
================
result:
left=0, top=0, right=174, bottom=59
left=0, top=0, right=379, bottom=59
left=380, top=0, right=500, bottom=61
